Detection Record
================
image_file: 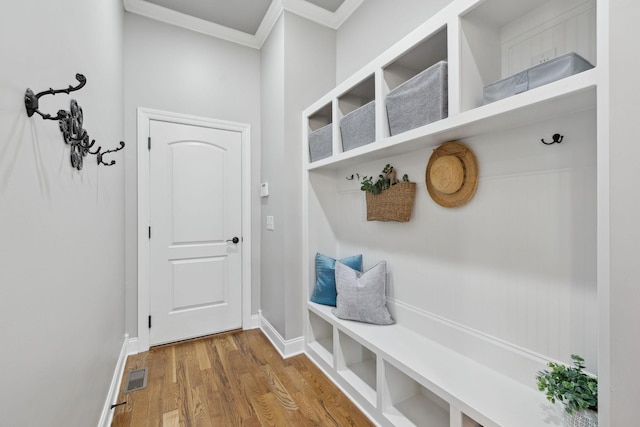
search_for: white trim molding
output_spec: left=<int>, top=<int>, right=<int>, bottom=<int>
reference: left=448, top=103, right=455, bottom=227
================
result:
left=253, top=1, right=285, bottom=47
left=97, top=334, right=129, bottom=427
left=123, top=0, right=363, bottom=49
left=127, top=336, right=139, bottom=356
left=259, top=311, right=305, bottom=358
left=283, top=0, right=364, bottom=30
left=123, top=0, right=259, bottom=48
left=246, top=313, right=262, bottom=330
left=136, top=108, right=252, bottom=353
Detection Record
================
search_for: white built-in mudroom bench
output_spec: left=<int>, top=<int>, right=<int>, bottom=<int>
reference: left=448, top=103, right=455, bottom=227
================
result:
left=301, top=0, right=603, bottom=426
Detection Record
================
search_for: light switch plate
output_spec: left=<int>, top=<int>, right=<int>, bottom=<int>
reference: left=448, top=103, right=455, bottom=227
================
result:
left=260, top=182, right=269, bottom=197
left=266, top=216, right=275, bottom=230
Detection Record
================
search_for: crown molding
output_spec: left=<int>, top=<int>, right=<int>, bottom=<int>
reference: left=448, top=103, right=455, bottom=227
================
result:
left=123, top=0, right=363, bottom=49
left=283, top=0, right=364, bottom=29
left=123, top=0, right=260, bottom=48
left=332, top=0, right=365, bottom=28
left=254, top=0, right=285, bottom=47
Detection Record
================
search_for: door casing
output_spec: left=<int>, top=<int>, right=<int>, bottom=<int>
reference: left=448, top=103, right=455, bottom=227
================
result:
left=137, top=107, right=252, bottom=352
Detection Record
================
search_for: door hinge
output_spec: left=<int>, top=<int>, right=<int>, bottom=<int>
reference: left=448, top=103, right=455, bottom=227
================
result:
left=148, top=136, right=151, bottom=150
left=148, top=226, right=151, bottom=239
left=148, top=315, right=152, bottom=329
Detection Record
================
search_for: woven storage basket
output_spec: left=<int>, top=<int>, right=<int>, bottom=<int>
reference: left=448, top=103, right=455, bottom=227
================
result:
left=365, top=181, right=416, bottom=222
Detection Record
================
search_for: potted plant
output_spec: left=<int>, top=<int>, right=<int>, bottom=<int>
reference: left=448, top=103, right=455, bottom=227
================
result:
left=355, top=164, right=415, bottom=222
left=536, top=354, right=598, bottom=427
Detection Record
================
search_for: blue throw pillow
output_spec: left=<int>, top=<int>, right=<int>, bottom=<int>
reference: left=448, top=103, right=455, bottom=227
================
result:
left=311, top=253, right=362, bottom=306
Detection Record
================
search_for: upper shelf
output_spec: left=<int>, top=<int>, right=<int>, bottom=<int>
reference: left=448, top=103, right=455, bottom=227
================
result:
left=307, top=69, right=596, bottom=171
left=303, top=0, right=597, bottom=171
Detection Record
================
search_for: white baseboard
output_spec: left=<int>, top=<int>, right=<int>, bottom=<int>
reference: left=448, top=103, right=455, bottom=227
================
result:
left=126, top=312, right=260, bottom=356
left=127, top=337, right=139, bottom=355
left=97, top=334, right=129, bottom=427
left=245, top=313, right=261, bottom=330
left=259, top=311, right=304, bottom=359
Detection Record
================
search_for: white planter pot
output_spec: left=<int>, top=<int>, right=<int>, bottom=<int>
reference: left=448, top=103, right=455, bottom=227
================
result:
left=567, top=409, right=598, bottom=427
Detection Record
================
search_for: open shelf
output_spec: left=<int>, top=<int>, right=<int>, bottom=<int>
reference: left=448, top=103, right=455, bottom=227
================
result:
left=307, top=310, right=333, bottom=367
left=303, top=0, right=597, bottom=170
left=337, top=330, right=377, bottom=406
left=307, top=102, right=334, bottom=163
left=338, top=74, right=375, bottom=116
left=382, top=26, right=448, bottom=139
left=307, top=69, right=595, bottom=171
left=459, top=0, right=596, bottom=112
left=383, top=361, right=450, bottom=427
left=462, top=414, right=484, bottom=427
left=308, top=102, right=332, bottom=131
left=338, top=74, right=376, bottom=154
left=383, top=26, right=448, bottom=93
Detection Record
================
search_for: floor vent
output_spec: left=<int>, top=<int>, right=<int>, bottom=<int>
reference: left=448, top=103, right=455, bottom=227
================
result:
left=124, top=368, right=148, bottom=393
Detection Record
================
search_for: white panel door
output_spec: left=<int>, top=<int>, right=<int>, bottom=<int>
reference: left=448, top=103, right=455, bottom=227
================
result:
left=149, top=120, right=242, bottom=346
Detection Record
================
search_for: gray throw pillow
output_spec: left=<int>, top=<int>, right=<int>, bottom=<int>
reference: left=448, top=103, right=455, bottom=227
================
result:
left=332, top=261, right=395, bottom=325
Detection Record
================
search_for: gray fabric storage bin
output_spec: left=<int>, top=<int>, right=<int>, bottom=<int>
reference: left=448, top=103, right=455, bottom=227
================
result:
left=308, top=123, right=332, bottom=162
left=340, top=100, right=375, bottom=151
left=483, top=52, right=594, bottom=104
left=386, top=60, right=448, bottom=136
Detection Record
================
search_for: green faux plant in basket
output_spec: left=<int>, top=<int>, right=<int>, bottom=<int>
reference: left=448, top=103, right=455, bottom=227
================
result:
left=351, top=164, right=415, bottom=222
left=359, top=164, right=410, bottom=194
left=536, top=354, right=598, bottom=415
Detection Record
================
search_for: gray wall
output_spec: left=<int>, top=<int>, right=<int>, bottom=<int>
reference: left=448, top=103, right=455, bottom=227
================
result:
left=336, top=0, right=453, bottom=83
left=260, top=12, right=336, bottom=339
left=260, top=15, right=287, bottom=336
left=123, top=13, right=262, bottom=336
left=609, top=0, right=640, bottom=423
left=0, top=0, right=125, bottom=426
left=283, top=13, right=337, bottom=338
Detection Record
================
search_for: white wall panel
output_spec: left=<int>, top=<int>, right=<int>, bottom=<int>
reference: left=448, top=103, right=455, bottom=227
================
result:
left=329, top=109, right=597, bottom=369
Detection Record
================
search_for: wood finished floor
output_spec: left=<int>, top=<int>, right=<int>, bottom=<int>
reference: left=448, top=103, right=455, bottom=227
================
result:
left=111, top=329, right=374, bottom=427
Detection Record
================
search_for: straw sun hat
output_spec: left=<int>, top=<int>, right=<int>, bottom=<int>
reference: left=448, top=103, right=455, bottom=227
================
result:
left=425, top=141, right=478, bottom=208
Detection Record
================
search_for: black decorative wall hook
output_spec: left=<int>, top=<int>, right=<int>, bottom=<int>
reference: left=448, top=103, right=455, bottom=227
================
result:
left=541, top=133, right=564, bottom=145
left=24, top=73, right=124, bottom=170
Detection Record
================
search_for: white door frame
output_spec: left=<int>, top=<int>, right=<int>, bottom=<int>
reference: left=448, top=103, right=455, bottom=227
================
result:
left=137, top=107, right=252, bottom=352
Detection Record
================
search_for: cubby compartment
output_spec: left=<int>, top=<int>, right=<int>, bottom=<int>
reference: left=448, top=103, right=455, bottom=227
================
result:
left=462, top=414, right=484, bottom=427
left=308, top=102, right=333, bottom=162
left=307, top=310, right=334, bottom=366
left=336, top=331, right=377, bottom=405
left=459, top=0, right=597, bottom=111
left=383, top=27, right=448, bottom=136
left=338, top=75, right=376, bottom=152
left=382, top=361, right=450, bottom=427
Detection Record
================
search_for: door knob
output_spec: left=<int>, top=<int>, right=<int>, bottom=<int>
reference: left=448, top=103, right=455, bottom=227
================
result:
left=226, top=237, right=240, bottom=244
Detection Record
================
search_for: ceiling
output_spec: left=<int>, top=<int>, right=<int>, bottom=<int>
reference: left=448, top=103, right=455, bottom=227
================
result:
left=123, top=0, right=364, bottom=49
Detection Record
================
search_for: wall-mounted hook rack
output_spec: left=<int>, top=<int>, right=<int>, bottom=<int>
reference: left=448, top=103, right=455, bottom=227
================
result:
left=541, top=133, right=564, bottom=145
left=24, top=73, right=86, bottom=120
left=24, top=73, right=124, bottom=170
